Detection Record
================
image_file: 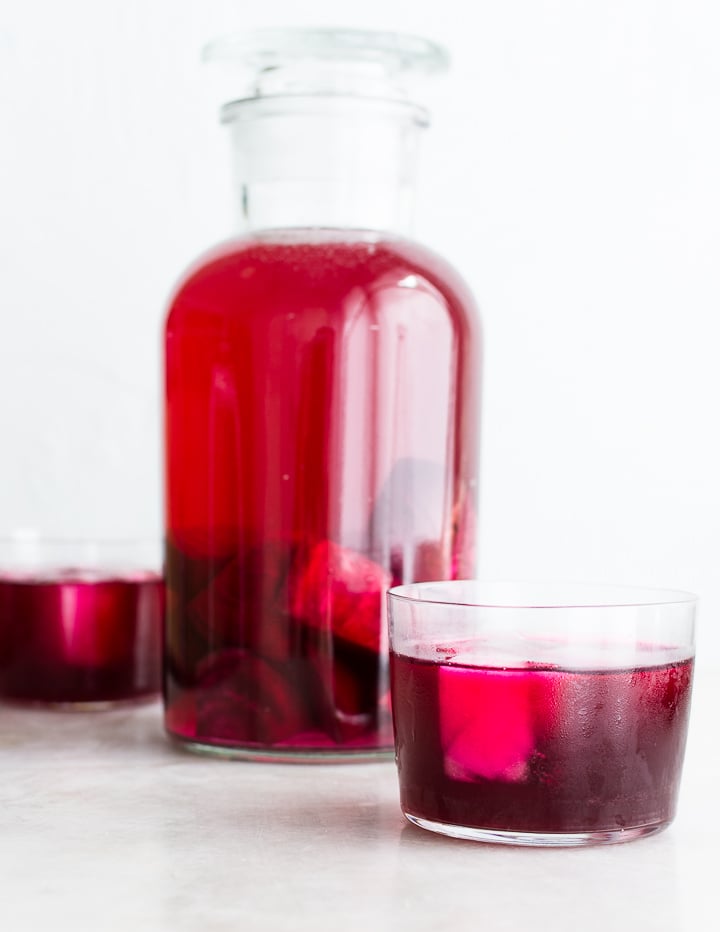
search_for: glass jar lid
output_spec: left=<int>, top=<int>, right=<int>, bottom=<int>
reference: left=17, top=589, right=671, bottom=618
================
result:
left=203, top=27, right=450, bottom=102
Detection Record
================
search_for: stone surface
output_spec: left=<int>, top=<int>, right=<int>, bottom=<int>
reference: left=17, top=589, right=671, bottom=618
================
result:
left=0, top=665, right=716, bottom=931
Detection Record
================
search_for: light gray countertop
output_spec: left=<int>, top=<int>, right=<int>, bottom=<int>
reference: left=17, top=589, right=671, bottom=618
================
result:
left=1, top=665, right=716, bottom=932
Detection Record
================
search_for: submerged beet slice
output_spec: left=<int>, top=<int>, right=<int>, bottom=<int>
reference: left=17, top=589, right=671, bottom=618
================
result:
left=185, top=543, right=294, bottom=657
left=439, top=664, right=535, bottom=782
left=299, top=624, right=394, bottom=746
left=165, top=533, right=235, bottom=601
left=291, top=541, right=390, bottom=653
left=194, top=648, right=309, bottom=746
left=309, top=651, right=375, bottom=743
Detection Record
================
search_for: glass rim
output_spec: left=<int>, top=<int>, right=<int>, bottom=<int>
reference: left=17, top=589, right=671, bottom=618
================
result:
left=0, top=535, right=163, bottom=571
left=387, top=580, right=699, bottom=610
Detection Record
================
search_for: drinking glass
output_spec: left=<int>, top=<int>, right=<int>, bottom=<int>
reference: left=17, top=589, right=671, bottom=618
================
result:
left=388, top=581, right=697, bottom=846
left=0, top=533, right=163, bottom=708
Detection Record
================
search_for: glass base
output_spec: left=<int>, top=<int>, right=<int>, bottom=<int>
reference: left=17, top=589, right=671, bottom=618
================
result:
left=0, top=692, right=160, bottom=712
left=404, top=813, right=669, bottom=847
left=168, top=733, right=395, bottom=764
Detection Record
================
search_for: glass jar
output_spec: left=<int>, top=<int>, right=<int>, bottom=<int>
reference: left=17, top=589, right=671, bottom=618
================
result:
left=163, top=29, right=481, bottom=759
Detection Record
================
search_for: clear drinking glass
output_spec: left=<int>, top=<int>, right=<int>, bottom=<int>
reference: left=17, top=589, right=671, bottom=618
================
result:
left=388, top=581, right=696, bottom=846
left=0, top=533, right=163, bottom=708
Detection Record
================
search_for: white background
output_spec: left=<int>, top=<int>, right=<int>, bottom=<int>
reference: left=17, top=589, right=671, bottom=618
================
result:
left=1, top=1, right=718, bottom=668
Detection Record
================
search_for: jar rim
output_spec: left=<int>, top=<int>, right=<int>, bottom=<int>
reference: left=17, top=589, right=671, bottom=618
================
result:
left=203, top=28, right=450, bottom=76
left=220, top=94, right=430, bottom=127
left=205, top=28, right=448, bottom=110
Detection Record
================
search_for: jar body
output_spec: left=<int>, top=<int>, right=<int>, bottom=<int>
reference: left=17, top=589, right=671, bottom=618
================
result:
left=164, top=229, right=480, bottom=758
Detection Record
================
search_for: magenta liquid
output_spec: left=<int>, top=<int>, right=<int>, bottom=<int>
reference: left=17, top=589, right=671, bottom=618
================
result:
left=0, top=571, right=163, bottom=705
left=391, top=649, right=693, bottom=835
left=164, top=233, right=480, bottom=754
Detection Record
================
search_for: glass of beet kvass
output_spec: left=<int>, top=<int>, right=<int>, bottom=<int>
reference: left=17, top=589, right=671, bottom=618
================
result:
left=0, top=534, right=163, bottom=708
left=388, top=581, right=696, bottom=846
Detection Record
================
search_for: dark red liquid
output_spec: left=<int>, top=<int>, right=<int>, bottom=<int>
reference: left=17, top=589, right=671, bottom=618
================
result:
left=0, top=571, right=163, bottom=705
left=164, top=232, right=480, bottom=754
left=391, top=649, right=693, bottom=835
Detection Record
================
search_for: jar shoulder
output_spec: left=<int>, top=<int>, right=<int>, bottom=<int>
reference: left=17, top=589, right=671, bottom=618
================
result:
left=165, top=230, right=480, bottom=333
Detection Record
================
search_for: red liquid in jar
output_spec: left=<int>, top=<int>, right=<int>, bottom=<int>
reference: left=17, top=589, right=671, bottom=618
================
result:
left=391, top=649, right=693, bottom=834
left=164, top=232, right=480, bottom=753
left=0, top=571, right=163, bottom=705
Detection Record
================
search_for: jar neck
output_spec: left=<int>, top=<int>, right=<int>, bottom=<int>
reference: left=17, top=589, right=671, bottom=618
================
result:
left=223, top=96, right=427, bottom=235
